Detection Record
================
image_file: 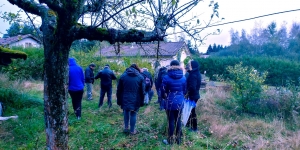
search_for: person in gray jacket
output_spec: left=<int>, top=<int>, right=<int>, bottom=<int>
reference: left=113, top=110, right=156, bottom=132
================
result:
left=85, top=63, right=96, bottom=100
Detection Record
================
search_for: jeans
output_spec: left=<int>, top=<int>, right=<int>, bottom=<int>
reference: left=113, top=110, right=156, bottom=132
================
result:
left=144, top=93, right=149, bottom=104
left=69, top=90, right=84, bottom=117
left=123, top=109, right=137, bottom=133
left=99, top=86, right=112, bottom=107
left=86, top=83, right=93, bottom=100
left=166, top=109, right=182, bottom=144
left=157, top=90, right=165, bottom=110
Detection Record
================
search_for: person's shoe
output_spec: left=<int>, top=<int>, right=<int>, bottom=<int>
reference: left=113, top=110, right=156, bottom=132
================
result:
left=77, top=116, right=81, bottom=120
left=162, top=139, right=169, bottom=145
left=123, top=128, right=129, bottom=133
left=130, top=130, right=139, bottom=135
left=189, top=128, right=198, bottom=132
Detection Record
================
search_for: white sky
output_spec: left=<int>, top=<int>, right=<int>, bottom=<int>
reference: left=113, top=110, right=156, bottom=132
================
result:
left=1, top=0, right=300, bottom=52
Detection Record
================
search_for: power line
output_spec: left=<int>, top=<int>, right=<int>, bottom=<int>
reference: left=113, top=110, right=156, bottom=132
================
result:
left=167, top=8, right=300, bottom=36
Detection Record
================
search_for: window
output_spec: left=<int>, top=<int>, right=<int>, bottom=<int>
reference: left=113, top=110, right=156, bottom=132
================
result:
left=25, top=43, right=33, bottom=48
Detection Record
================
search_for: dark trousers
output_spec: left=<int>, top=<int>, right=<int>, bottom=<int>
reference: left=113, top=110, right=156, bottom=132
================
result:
left=123, top=109, right=137, bottom=133
left=187, top=107, right=197, bottom=130
left=166, top=109, right=182, bottom=144
left=68, top=90, right=84, bottom=117
left=99, top=86, right=112, bottom=107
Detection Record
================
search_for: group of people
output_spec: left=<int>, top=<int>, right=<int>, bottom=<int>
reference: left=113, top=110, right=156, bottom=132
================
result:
left=68, top=58, right=117, bottom=120
left=68, top=57, right=202, bottom=145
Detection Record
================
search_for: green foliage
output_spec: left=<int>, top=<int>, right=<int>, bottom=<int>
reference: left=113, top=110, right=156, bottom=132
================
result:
left=2, top=47, right=44, bottom=80
left=226, top=63, right=267, bottom=112
left=6, top=22, right=21, bottom=36
left=70, top=48, right=154, bottom=78
left=0, top=75, right=42, bottom=110
left=195, top=56, right=300, bottom=86
left=278, top=83, right=300, bottom=119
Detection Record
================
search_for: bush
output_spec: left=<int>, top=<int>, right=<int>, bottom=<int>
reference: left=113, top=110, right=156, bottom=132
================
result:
left=195, top=56, right=300, bottom=86
left=226, top=63, right=267, bottom=113
left=1, top=47, right=44, bottom=80
left=70, top=48, right=154, bottom=79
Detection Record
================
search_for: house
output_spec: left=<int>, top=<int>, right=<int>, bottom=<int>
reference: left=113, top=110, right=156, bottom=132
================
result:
left=0, top=34, right=42, bottom=48
left=97, top=41, right=191, bottom=68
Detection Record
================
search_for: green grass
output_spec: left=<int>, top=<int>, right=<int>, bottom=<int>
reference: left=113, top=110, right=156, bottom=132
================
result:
left=1, top=77, right=300, bottom=149
left=0, top=88, right=222, bottom=150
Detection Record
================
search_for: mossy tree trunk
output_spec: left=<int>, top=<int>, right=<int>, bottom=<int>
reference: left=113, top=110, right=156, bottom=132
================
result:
left=7, top=0, right=163, bottom=149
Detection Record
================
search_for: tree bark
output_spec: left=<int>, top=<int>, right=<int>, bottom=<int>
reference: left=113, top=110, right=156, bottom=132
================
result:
left=43, top=34, right=71, bottom=149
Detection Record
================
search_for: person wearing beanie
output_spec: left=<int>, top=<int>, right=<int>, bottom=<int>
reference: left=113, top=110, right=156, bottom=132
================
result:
left=161, top=59, right=186, bottom=145
left=85, top=63, right=96, bottom=100
left=185, top=60, right=201, bottom=132
left=95, top=64, right=117, bottom=108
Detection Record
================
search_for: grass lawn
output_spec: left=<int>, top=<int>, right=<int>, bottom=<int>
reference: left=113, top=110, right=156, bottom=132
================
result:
left=1, top=77, right=300, bottom=149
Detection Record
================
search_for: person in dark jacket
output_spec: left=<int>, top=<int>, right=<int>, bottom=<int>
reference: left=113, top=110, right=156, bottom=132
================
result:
left=141, top=68, right=153, bottom=104
left=85, top=63, right=96, bottom=100
left=95, top=64, right=117, bottom=108
left=117, top=64, right=145, bottom=135
left=156, top=66, right=168, bottom=110
left=161, top=60, right=186, bottom=145
left=68, top=58, right=85, bottom=120
left=186, top=60, right=201, bottom=131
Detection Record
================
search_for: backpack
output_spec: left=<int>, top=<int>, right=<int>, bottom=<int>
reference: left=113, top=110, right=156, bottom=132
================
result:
left=145, top=76, right=151, bottom=88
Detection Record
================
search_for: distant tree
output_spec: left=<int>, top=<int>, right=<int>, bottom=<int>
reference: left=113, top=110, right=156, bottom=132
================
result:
left=6, top=22, right=21, bottom=36
left=212, top=43, right=217, bottom=52
left=206, top=44, right=213, bottom=54
left=21, top=23, right=35, bottom=35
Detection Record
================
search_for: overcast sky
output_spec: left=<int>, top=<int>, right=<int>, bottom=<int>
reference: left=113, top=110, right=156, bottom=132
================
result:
left=1, top=0, right=300, bottom=52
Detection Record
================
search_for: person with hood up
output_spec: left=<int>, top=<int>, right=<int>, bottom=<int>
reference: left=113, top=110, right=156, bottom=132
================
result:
left=185, top=60, right=201, bottom=132
left=68, top=58, right=85, bottom=120
left=117, top=64, right=145, bottom=135
left=161, top=60, right=186, bottom=145
left=95, top=64, right=117, bottom=108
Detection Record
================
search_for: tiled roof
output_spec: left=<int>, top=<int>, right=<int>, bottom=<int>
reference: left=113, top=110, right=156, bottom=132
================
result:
left=97, top=42, right=187, bottom=57
left=0, top=34, right=41, bottom=46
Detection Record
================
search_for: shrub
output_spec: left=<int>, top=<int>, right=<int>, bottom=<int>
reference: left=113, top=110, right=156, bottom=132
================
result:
left=195, top=56, right=300, bottom=86
left=226, top=63, right=267, bottom=112
left=1, top=47, right=44, bottom=80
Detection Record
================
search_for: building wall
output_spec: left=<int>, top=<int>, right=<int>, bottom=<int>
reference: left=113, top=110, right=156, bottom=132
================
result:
left=10, top=38, right=41, bottom=48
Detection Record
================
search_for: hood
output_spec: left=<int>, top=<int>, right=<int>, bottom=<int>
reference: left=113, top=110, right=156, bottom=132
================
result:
left=191, top=60, right=199, bottom=71
left=126, top=67, right=140, bottom=77
left=167, top=66, right=183, bottom=79
left=69, top=58, right=77, bottom=66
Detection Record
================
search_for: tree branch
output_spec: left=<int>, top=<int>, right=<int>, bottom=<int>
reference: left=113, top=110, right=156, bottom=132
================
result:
left=96, top=0, right=145, bottom=28
left=7, top=0, right=47, bottom=16
left=71, top=25, right=164, bottom=44
left=38, top=0, right=62, bottom=12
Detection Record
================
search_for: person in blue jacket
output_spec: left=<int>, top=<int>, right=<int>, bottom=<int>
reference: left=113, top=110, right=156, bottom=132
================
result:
left=161, top=60, right=186, bottom=145
left=68, top=58, right=85, bottom=120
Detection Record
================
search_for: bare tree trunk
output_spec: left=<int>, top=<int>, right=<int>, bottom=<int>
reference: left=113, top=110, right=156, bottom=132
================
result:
left=43, top=35, right=71, bottom=150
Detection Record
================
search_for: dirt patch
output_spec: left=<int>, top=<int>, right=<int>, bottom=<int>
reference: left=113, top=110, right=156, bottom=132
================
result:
left=144, top=106, right=151, bottom=114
